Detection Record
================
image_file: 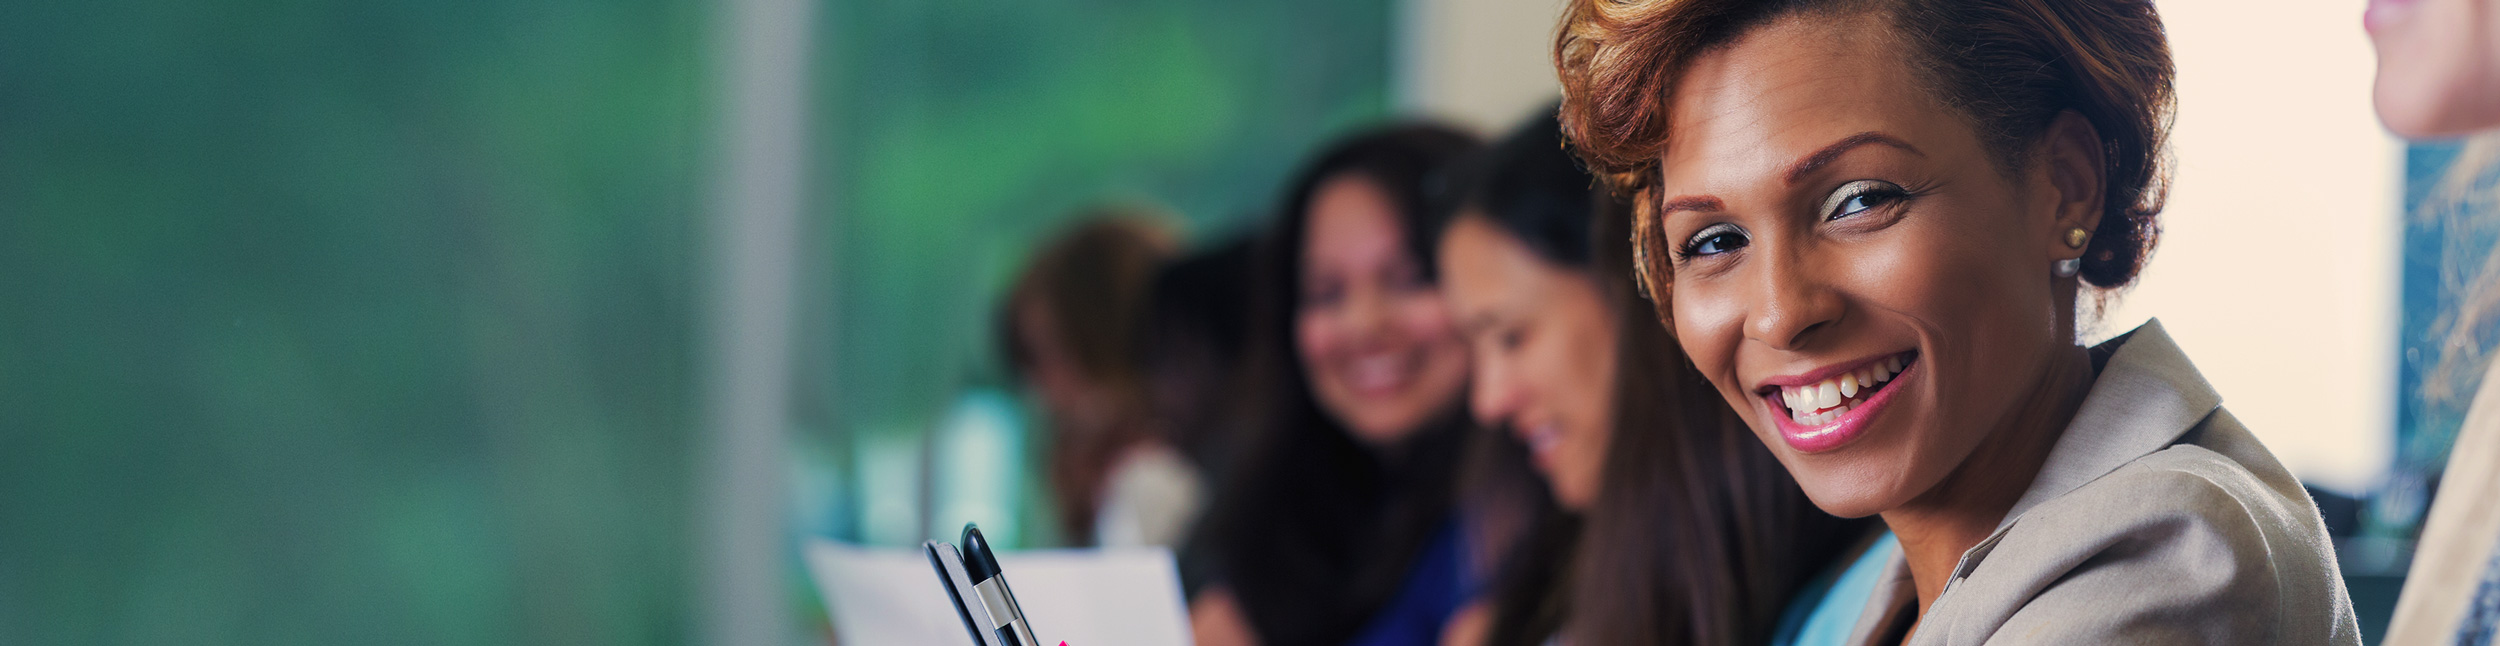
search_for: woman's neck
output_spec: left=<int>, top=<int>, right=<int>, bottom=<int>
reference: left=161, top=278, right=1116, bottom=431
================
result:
left=1882, top=343, right=2097, bottom=621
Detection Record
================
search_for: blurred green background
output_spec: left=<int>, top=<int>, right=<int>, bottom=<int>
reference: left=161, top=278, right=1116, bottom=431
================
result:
left=0, top=0, right=1391, bottom=643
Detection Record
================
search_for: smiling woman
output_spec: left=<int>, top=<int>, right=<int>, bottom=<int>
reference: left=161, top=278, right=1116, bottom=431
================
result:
left=1181, top=124, right=1485, bottom=646
left=1555, top=0, right=2360, bottom=644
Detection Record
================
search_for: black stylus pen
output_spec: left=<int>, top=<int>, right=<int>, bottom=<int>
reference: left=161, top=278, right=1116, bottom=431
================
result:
left=960, top=524, right=1040, bottom=646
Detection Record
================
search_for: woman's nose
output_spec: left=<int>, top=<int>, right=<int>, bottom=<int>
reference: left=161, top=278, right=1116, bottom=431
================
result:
left=1341, top=286, right=1390, bottom=341
left=1746, top=252, right=1844, bottom=352
left=1469, top=360, right=1519, bottom=427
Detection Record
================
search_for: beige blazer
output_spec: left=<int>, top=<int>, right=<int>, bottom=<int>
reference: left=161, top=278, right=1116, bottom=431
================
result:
left=1844, top=320, right=2362, bottom=645
left=2382, top=356, right=2500, bottom=645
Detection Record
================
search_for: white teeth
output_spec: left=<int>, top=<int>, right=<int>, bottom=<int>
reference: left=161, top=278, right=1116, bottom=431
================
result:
left=1349, top=354, right=1407, bottom=392
left=1511, top=422, right=1562, bottom=463
left=1779, top=354, right=1914, bottom=425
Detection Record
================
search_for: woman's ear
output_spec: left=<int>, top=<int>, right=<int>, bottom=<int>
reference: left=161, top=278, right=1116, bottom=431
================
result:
left=2040, top=110, right=2108, bottom=262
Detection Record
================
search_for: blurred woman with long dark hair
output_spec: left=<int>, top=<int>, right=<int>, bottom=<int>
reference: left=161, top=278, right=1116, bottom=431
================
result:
left=1184, top=124, right=1484, bottom=646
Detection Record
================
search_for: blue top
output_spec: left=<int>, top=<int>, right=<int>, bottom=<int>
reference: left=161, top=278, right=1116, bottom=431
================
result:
left=1771, top=531, right=1900, bottom=646
left=1346, top=521, right=1477, bottom=646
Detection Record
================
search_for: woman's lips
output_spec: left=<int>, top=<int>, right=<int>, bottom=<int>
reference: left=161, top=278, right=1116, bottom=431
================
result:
left=1763, top=352, right=1917, bottom=453
left=1512, top=421, right=1562, bottom=471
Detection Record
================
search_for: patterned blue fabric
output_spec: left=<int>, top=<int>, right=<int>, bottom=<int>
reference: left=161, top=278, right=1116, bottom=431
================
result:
left=2456, top=534, right=2500, bottom=646
left=1772, top=532, right=1900, bottom=646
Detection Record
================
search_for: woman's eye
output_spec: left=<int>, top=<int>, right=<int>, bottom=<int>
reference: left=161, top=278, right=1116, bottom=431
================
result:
left=1823, top=179, right=1907, bottom=221
left=1678, top=223, right=1749, bottom=260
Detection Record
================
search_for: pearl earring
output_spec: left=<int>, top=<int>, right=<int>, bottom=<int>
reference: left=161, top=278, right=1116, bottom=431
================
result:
left=2064, top=227, right=2092, bottom=249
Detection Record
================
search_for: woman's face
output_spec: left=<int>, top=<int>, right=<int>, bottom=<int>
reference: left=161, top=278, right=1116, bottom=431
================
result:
left=2368, top=0, right=2500, bottom=138
left=1438, top=216, right=1620, bottom=510
left=1651, top=18, right=2100, bottom=517
left=1297, top=175, right=1474, bottom=446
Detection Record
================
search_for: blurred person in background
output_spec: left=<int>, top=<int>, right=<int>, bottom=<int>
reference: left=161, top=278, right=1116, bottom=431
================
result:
left=1183, top=124, right=1483, bottom=646
left=1431, top=110, right=1867, bottom=646
left=1140, top=236, right=1262, bottom=490
left=2367, top=0, right=2500, bottom=642
left=1556, top=0, right=2358, bottom=642
left=1002, top=210, right=1206, bottom=548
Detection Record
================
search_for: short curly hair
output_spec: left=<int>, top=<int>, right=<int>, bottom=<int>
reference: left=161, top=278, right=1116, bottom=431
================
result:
left=1554, top=0, right=2176, bottom=317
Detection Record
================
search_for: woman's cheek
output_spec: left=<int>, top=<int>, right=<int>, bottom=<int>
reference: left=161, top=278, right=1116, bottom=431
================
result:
left=1669, top=285, right=1742, bottom=376
left=1669, top=283, right=1760, bottom=424
left=1295, top=311, right=1338, bottom=370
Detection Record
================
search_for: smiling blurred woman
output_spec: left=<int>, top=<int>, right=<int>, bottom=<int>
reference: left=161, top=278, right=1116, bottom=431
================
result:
left=1183, top=124, right=1485, bottom=646
left=1554, top=0, right=2359, bottom=643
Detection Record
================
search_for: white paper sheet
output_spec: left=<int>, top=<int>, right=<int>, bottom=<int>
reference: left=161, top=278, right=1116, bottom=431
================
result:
left=806, top=539, right=1194, bottom=646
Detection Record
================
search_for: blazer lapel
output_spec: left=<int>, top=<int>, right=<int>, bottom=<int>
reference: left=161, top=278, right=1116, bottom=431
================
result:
left=1993, top=319, right=2222, bottom=533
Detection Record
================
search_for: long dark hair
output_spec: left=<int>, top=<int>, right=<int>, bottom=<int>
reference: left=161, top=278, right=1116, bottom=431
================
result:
left=1138, top=235, right=1259, bottom=487
left=1181, top=123, right=1483, bottom=645
left=1435, top=111, right=1866, bottom=646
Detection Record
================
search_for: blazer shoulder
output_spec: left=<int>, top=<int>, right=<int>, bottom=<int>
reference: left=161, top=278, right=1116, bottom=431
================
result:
left=2023, top=447, right=2282, bottom=560
left=1957, top=425, right=2357, bottom=644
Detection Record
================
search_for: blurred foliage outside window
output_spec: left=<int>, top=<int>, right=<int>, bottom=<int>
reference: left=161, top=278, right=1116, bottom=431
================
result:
left=1, top=0, right=1395, bottom=643
left=3, top=0, right=707, bottom=643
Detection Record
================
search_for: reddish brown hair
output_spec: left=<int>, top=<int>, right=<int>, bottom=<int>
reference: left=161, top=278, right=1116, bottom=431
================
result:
left=1554, top=0, right=2177, bottom=319
left=1000, top=210, right=1177, bottom=542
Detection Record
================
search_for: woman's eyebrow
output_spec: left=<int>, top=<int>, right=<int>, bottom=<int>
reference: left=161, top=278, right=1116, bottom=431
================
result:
left=1785, top=131, right=1922, bottom=184
left=1657, top=132, right=1922, bottom=217
left=1658, top=195, right=1725, bottom=216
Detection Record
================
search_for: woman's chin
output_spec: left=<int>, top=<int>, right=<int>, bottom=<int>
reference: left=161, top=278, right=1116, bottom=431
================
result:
left=1553, top=485, right=1596, bottom=513
left=1793, top=479, right=1897, bottom=520
left=1774, top=449, right=1915, bottom=519
left=1344, top=416, right=1420, bottom=446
